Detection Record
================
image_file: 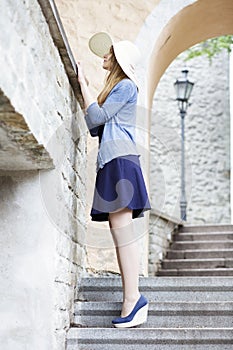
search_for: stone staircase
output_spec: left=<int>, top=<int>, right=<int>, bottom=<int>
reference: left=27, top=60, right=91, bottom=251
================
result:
left=158, top=224, right=233, bottom=276
left=66, top=225, right=233, bottom=349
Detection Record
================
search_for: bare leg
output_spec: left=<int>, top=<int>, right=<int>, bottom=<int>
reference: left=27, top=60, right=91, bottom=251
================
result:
left=109, top=208, right=140, bottom=317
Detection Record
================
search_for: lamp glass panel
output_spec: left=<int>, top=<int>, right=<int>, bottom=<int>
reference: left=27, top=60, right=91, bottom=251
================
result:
left=175, top=81, right=187, bottom=100
left=185, top=82, right=194, bottom=100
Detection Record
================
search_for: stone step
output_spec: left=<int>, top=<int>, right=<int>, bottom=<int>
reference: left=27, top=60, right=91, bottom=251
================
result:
left=157, top=268, right=233, bottom=276
left=167, top=249, right=233, bottom=259
left=170, top=240, right=233, bottom=250
left=161, top=258, right=233, bottom=270
left=67, top=328, right=233, bottom=350
left=73, top=301, right=233, bottom=328
left=173, top=232, right=233, bottom=242
left=76, top=277, right=233, bottom=302
left=179, top=225, right=233, bottom=233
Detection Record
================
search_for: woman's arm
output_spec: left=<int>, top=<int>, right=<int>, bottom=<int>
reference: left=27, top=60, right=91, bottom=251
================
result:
left=77, top=61, right=96, bottom=110
left=77, top=62, right=100, bottom=137
left=77, top=62, right=137, bottom=132
left=85, top=79, right=137, bottom=130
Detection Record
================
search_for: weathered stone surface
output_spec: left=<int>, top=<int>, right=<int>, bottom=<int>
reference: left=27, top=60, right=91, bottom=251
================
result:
left=149, top=210, right=180, bottom=275
left=0, top=89, right=54, bottom=170
left=0, top=1, right=87, bottom=349
left=68, top=276, right=233, bottom=349
left=150, top=51, right=230, bottom=224
left=0, top=171, right=56, bottom=350
left=37, top=0, right=84, bottom=109
left=0, top=110, right=54, bottom=170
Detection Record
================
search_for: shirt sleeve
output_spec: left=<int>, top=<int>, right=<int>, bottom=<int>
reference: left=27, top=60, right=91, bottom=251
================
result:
left=85, top=79, right=136, bottom=130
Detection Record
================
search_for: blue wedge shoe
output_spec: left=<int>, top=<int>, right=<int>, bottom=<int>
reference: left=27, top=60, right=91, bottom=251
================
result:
left=112, top=295, right=148, bottom=328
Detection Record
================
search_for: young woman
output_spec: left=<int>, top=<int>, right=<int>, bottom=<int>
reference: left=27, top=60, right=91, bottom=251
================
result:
left=77, top=32, right=151, bottom=328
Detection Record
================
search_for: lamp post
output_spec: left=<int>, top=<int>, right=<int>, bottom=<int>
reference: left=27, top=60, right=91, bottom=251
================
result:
left=174, top=69, right=194, bottom=221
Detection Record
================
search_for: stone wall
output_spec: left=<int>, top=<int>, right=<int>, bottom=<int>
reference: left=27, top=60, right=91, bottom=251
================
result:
left=0, top=0, right=87, bottom=349
left=0, top=171, right=56, bottom=349
left=149, top=210, right=181, bottom=275
left=150, top=50, right=231, bottom=224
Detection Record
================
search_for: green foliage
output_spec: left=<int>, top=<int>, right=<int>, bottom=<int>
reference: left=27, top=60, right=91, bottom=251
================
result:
left=184, top=35, right=233, bottom=63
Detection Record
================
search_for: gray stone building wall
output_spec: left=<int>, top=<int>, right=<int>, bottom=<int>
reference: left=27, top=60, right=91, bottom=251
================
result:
left=0, top=1, right=87, bottom=349
left=150, top=50, right=231, bottom=224
left=149, top=209, right=180, bottom=275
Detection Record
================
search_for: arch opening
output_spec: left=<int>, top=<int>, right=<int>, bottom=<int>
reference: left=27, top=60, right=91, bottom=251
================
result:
left=148, top=0, right=233, bottom=107
left=147, top=0, right=233, bottom=223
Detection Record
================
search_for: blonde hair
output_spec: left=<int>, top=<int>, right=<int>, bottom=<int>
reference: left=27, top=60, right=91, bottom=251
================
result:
left=97, top=46, right=128, bottom=106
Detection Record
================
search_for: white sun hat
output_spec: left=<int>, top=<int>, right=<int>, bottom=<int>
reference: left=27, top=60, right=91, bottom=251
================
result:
left=88, top=32, right=141, bottom=88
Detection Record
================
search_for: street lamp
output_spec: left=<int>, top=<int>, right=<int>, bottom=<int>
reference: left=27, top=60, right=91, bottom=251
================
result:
left=174, top=69, right=194, bottom=221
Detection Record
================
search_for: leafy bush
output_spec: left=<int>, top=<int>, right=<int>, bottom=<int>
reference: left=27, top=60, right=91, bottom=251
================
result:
left=184, top=35, right=233, bottom=63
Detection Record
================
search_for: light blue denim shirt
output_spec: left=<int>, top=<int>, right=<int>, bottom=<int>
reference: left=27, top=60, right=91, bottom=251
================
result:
left=85, top=78, right=140, bottom=171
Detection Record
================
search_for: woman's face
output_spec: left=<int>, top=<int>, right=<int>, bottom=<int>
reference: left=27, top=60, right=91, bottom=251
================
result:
left=103, top=47, right=113, bottom=71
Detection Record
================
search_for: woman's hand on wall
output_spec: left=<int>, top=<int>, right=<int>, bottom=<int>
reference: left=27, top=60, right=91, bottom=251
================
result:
left=77, top=61, right=89, bottom=86
left=76, top=61, right=95, bottom=110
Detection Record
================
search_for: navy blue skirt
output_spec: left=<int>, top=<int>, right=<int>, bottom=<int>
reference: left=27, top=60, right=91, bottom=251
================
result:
left=91, top=155, right=151, bottom=221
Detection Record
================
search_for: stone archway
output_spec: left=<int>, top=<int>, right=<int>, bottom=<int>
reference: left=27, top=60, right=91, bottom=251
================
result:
left=137, top=0, right=233, bottom=107
left=135, top=0, right=233, bottom=225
